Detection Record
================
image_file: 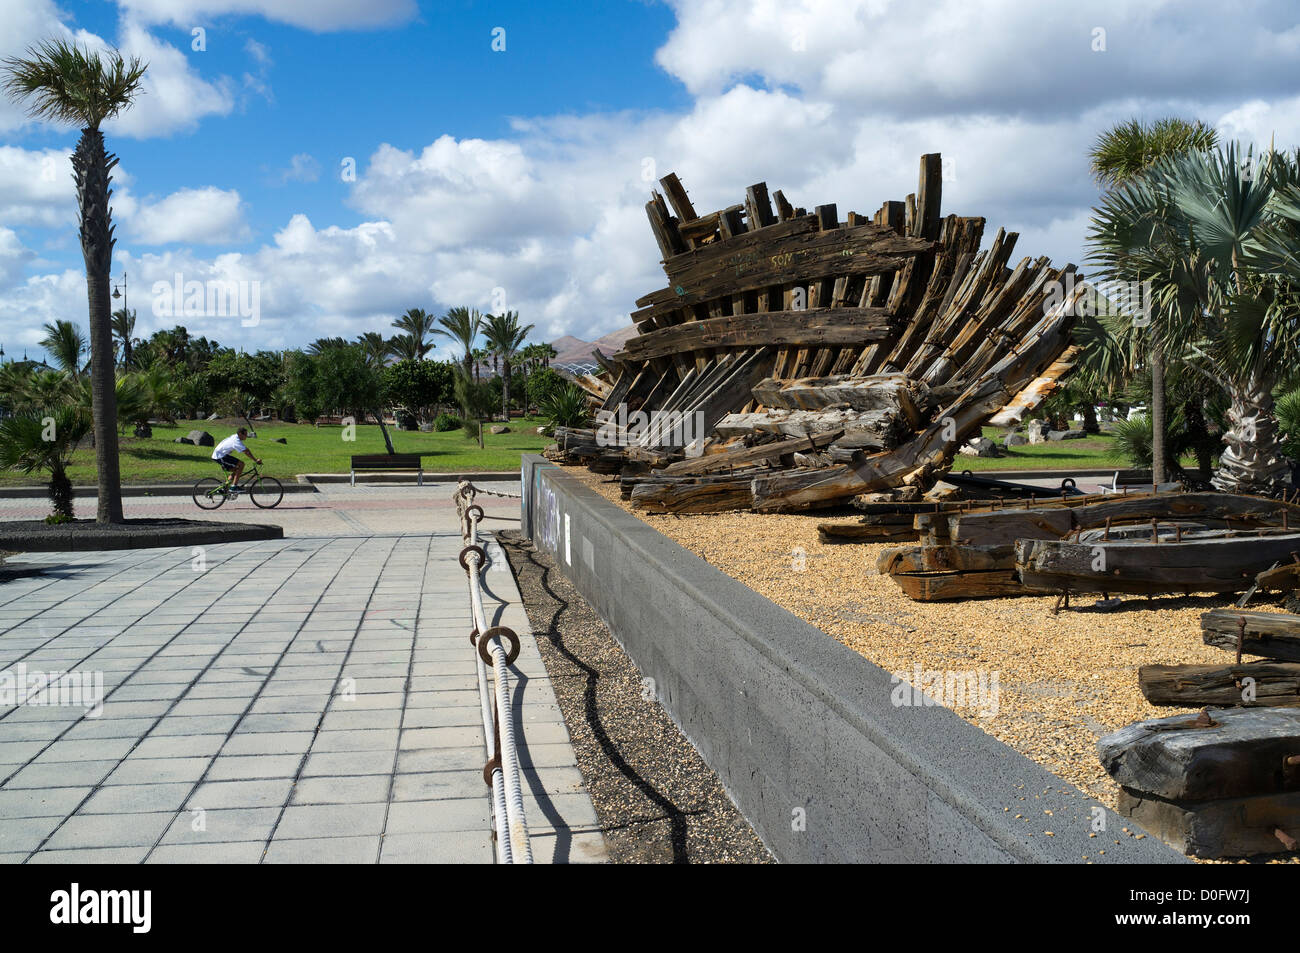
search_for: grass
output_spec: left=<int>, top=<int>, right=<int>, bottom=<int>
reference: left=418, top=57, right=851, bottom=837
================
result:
left=0, top=418, right=551, bottom=486
left=956, top=427, right=1127, bottom=472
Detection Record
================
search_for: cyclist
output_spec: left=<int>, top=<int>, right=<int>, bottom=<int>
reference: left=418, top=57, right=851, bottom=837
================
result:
left=212, top=427, right=262, bottom=495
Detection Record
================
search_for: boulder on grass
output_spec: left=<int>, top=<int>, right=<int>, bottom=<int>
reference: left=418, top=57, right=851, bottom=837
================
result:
left=1047, top=429, right=1087, bottom=441
left=186, top=430, right=215, bottom=447
left=490, top=425, right=510, bottom=434
left=1026, top=420, right=1052, bottom=444
left=958, top=436, right=1001, bottom=457
left=274, top=437, right=287, bottom=444
left=133, top=423, right=152, bottom=438
left=1004, top=432, right=1028, bottom=447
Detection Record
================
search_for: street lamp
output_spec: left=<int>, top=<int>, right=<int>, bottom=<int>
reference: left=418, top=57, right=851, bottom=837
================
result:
left=111, top=272, right=126, bottom=311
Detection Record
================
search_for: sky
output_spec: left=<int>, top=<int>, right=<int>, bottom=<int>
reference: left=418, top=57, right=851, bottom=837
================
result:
left=1, top=0, right=1299, bottom=366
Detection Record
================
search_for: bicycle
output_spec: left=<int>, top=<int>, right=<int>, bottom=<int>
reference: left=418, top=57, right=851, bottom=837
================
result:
left=192, top=463, right=284, bottom=510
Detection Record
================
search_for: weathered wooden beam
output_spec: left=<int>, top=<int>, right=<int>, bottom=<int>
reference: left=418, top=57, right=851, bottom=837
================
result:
left=614, top=308, right=893, bottom=362
left=1139, top=661, right=1300, bottom=708
left=1017, top=533, right=1300, bottom=595
left=659, top=429, right=843, bottom=477
left=1202, top=610, right=1300, bottom=663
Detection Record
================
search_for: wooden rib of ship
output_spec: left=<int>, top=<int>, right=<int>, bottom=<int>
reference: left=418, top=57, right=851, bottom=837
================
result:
left=551, top=152, right=1085, bottom=514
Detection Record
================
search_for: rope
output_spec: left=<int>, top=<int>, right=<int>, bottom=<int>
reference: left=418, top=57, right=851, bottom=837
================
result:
left=453, top=481, right=533, bottom=864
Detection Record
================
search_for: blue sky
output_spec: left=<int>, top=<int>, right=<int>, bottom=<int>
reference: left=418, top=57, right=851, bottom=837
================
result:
left=2, top=0, right=1300, bottom=364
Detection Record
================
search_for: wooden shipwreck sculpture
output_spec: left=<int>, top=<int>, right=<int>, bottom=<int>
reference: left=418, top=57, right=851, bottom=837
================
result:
left=552, top=153, right=1085, bottom=513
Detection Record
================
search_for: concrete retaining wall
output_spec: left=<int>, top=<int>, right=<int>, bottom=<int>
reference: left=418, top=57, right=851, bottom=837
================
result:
left=520, top=456, right=1184, bottom=864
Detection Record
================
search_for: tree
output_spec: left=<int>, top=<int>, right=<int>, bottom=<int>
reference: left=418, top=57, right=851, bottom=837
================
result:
left=434, top=307, right=482, bottom=376
left=1087, top=117, right=1218, bottom=485
left=482, top=311, right=534, bottom=422
left=383, top=359, right=454, bottom=427
left=386, top=333, right=424, bottom=363
left=356, top=332, right=388, bottom=368
left=452, top=363, right=496, bottom=449
left=1091, top=142, right=1300, bottom=492
left=40, top=320, right=86, bottom=376
left=392, top=308, right=435, bottom=360
left=525, top=366, right=566, bottom=411
left=0, top=405, right=91, bottom=520
left=3, top=39, right=147, bottom=523
left=287, top=345, right=396, bottom=453
left=112, top=307, right=136, bottom=368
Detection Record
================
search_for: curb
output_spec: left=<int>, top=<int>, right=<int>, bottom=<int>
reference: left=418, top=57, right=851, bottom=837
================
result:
left=0, top=521, right=284, bottom=552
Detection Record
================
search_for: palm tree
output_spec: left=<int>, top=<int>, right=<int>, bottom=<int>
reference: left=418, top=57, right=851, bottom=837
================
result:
left=434, top=307, right=482, bottom=376
left=3, top=40, right=147, bottom=523
left=1087, top=117, right=1218, bottom=484
left=482, top=311, right=534, bottom=421
left=1092, top=142, right=1300, bottom=492
left=386, top=334, right=424, bottom=363
left=40, top=320, right=86, bottom=377
left=392, top=308, right=434, bottom=360
left=307, top=336, right=349, bottom=355
left=112, top=307, right=136, bottom=368
left=355, top=331, right=388, bottom=368
left=0, top=405, right=91, bottom=520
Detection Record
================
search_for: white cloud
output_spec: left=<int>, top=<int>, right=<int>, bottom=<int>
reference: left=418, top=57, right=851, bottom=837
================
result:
left=5, top=0, right=1300, bottom=356
left=116, top=0, right=418, bottom=31
left=0, top=228, right=36, bottom=290
left=126, top=186, right=249, bottom=244
left=0, top=146, right=78, bottom=228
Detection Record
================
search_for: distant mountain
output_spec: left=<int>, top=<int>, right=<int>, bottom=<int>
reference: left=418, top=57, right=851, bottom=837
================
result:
left=549, top=325, right=638, bottom=368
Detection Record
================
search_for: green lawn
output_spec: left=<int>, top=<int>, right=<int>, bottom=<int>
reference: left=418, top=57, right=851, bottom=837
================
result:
left=0, top=418, right=550, bottom=486
left=955, top=427, right=1127, bottom=472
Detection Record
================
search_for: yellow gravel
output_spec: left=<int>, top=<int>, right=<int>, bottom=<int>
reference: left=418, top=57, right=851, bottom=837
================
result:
left=567, top=466, right=1299, bottom=863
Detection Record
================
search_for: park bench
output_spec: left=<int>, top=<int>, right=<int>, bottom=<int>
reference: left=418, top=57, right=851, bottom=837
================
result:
left=350, top=453, right=424, bottom=487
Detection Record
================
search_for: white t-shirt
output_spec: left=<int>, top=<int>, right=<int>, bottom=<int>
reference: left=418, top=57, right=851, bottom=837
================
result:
left=212, top=434, right=248, bottom=460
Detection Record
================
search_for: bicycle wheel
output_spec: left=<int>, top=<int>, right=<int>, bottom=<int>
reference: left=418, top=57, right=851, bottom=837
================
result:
left=193, top=478, right=228, bottom=510
left=249, top=475, right=284, bottom=509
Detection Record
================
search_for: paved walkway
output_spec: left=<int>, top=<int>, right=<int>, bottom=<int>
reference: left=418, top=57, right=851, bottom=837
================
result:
left=0, top=480, right=606, bottom=863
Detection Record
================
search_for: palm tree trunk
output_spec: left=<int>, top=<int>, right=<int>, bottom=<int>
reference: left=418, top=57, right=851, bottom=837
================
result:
left=73, top=128, right=124, bottom=523
left=1212, top=371, right=1291, bottom=494
left=371, top=409, right=396, bottom=455
left=1150, top=343, right=1167, bottom=484
left=502, top=358, right=511, bottom=421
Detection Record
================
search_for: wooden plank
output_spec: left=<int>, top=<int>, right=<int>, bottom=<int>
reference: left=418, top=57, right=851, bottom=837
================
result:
left=1117, top=788, right=1300, bottom=858
left=1202, top=610, right=1300, bottom=663
left=745, top=182, right=777, bottom=229
left=889, top=569, right=1043, bottom=601
left=659, top=172, right=697, bottom=223
left=877, top=544, right=1017, bottom=574
left=614, top=308, right=893, bottom=362
left=1099, top=706, right=1300, bottom=801
left=633, top=219, right=930, bottom=320
left=1017, top=533, right=1300, bottom=596
left=912, top=153, right=943, bottom=241
left=817, top=522, right=920, bottom=543
left=659, top=429, right=843, bottom=477
left=1139, top=661, right=1300, bottom=708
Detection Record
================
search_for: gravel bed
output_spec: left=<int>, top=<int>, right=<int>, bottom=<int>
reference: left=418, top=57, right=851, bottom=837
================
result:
left=564, top=466, right=1299, bottom=864
left=497, top=529, right=772, bottom=864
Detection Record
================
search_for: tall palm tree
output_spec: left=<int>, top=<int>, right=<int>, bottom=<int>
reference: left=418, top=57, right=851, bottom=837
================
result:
left=40, top=320, right=86, bottom=377
left=112, top=306, right=136, bottom=368
left=1087, top=117, right=1218, bottom=484
left=307, top=336, right=349, bottom=355
left=482, top=311, right=534, bottom=421
left=434, top=306, right=482, bottom=376
left=391, top=308, right=434, bottom=360
left=3, top=40, right=147, bottom=523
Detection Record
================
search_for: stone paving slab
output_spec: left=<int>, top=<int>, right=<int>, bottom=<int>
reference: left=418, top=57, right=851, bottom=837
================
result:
left=0, top=491, right=607, bottom=864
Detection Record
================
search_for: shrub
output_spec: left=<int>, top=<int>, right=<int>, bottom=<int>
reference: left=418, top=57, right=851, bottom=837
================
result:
left=539, top=383, right=591, bottom=429
left=433, top=412, right=462, bottom=432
